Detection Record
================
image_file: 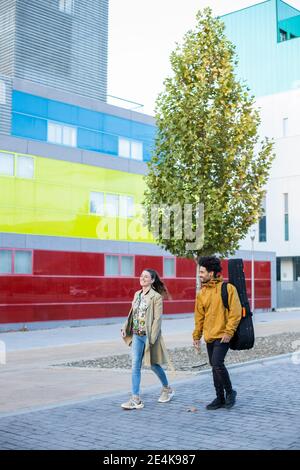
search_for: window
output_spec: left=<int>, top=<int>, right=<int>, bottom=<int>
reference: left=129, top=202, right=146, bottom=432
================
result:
left=118, top=138, right=143, bottom=160
left=259, top=196, right=267, bottom=242
left=0, top=80, right=6, bottom=105
left=282, top=117, right=288, bottom=137
left=259, top=216, right=267, bottom=242
left=119, top=195, right=134, bottom=218
left=120, top=256, right=134, bottom=276
left=62, top=125, right=77, bottom=147
left=294, top=256, right=300, bottom=281
left=48, top=122, right=62, bottom=143
left=14, top=251, right=32, bottom=274
left=0, top=250, right=32, bottom=275
left=105, top=255, right=119, bottom=276
left=118, top=138, right=130, bottom=158
left=131, top=141, right=143, bottom=160
left=0, top=152, right=14, bottom=176
left=0, top=250, right=12, bottom=274
left=90, top=192, right=104, bottom=215
left=59, top=0, right=74, bottom=14
left=90, top=191, right=134, bottom=218
left=105, top=254, right=134, bottom=276
left=0, top=153, right=34, bottom=179
left=164, top=257, right=175, bottom=277
left=48, top=122, right=77, bottom=147
left=279, top=29, right=287, bottom=41
left=106, top=194, right=119, bottom=217
left=276, top=258, right=281, bottom=281
left=284, top=193, right=289, bottom=241
left=16, top=156, right=34, bottom=179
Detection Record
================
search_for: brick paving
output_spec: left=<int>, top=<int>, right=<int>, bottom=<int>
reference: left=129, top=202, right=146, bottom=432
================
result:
left=0, top=356, right=299, bottom=450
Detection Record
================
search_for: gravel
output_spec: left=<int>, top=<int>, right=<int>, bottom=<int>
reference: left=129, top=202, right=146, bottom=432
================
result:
left=58, top=332, right=300, bottom=371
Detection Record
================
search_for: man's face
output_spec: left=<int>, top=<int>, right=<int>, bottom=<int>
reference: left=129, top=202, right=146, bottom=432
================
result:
left=199, top=266, right=214, bottom=283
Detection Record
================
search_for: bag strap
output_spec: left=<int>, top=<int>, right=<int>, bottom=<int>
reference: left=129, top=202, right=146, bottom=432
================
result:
left=221, top=282, right=229, bottom=310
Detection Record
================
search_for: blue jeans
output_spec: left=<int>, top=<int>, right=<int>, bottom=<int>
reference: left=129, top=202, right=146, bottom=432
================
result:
left=131, top=333, right=168, bottom=396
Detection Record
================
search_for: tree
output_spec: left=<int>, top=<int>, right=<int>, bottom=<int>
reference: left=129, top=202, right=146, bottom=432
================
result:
left=143, top=8, right=274, bottom=260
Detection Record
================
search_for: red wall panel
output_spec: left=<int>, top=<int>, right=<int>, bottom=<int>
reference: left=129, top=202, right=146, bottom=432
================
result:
left=0, top=276, right=197, bottom=305
left=0, top=300, right=196, bottom=323
left=0, top=250, right=272, bottom=324
left=34, top=250, right=104, bottom=276
left=135, top=255, right=163, bottom=277
left=220, top=259, right=229, bottom=279
left=176, top=258, right=196, bottom=278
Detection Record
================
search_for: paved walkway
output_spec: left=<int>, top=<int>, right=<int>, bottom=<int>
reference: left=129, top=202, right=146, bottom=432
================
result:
left=0, top=356, right=299, bottom=450
left=1, top=311, right=300, bottom=415
left=0, top=310, right=300, bottom=450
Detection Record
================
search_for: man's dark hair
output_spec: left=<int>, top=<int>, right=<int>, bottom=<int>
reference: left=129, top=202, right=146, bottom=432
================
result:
left=198, top=256, right=222, bottom=277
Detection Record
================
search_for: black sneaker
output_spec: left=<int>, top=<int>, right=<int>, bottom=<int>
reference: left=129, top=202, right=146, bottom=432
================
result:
left=206, top=397, right=225, bottom=410
left=224, top=390, right=237, bottom=409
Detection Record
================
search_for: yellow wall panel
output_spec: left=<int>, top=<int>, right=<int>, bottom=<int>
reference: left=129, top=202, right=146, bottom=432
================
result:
left=0, top=150, right=154, bottom=243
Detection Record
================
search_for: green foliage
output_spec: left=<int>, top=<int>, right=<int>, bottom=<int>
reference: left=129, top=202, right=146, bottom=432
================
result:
left=143, top=8, right=275, bottom=258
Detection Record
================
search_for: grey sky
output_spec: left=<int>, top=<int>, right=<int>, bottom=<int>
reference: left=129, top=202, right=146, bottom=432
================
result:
left=108, top=0, right=300, bottom=115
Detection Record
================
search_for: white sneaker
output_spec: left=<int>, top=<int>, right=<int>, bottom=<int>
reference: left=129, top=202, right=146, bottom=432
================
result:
left=121, top=397, right=144, bottom=410
left=158, top=387, right=175, bottom=403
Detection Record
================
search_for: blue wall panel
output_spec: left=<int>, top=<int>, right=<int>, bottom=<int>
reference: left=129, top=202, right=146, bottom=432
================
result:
left=13, top=90, right=48, bottom=117
left=11, top=90, right=155, bottom=160
left=143, top=141, right=154, bottom=162
left=12, top=113, right=47, bottom=141
left=103, top=114, right=131, bottom=137
left=77, top=128, right=118, bottom=155
left=47, top=101, right=78, bottom=126
left=131, top=121, right=156, bottom=141
left=102, top=133, right=118, bottom=155
left=277, top=0, right=300, bottom=20
left=77, top=128, right=102, bottom=152
left=78, top=108, right=103, bottom=131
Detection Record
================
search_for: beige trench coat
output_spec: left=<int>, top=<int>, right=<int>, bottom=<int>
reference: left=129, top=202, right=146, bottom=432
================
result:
left=122, top=287, right=169, bottom=367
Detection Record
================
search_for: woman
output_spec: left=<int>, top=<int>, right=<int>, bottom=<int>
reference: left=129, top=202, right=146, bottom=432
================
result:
left=121, top=269, right=174, bottom=410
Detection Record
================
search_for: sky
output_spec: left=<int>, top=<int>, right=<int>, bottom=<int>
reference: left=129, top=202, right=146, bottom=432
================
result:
left=108, top=0, right=300, bottom=115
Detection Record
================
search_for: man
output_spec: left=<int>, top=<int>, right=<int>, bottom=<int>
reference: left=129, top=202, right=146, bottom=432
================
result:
left=193, top=256, right=241, bottom=410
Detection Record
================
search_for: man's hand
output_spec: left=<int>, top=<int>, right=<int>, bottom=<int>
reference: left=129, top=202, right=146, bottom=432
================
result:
left=220, top=334, right=232, bottom=343
left=193, top=339, right=200, bottom=350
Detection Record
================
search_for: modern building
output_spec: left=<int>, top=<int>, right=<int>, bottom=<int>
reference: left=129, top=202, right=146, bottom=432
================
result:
left=221, top=0, right=300, bottom=306
left=0, top=0, right=274, bottom=329
left=0, top=0, right=108, bottom=101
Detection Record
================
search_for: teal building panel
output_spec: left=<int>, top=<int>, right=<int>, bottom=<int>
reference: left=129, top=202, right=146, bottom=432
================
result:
left=221, top=0, right=300, bottom=97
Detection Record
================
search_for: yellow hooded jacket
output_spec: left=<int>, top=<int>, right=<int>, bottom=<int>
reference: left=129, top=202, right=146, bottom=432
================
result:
left=193, top=276, right=242, bottom=343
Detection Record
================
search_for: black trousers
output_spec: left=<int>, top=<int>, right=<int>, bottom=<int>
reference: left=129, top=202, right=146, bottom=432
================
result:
left=207, top=339, right=233, bottom=399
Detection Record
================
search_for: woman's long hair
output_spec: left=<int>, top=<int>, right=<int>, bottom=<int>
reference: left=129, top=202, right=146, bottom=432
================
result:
left=145, top=269, right=171, bottom=300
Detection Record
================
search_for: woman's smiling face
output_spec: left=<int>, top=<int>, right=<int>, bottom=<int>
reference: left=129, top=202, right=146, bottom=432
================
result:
left=139, top=270, right=153, bottom=288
